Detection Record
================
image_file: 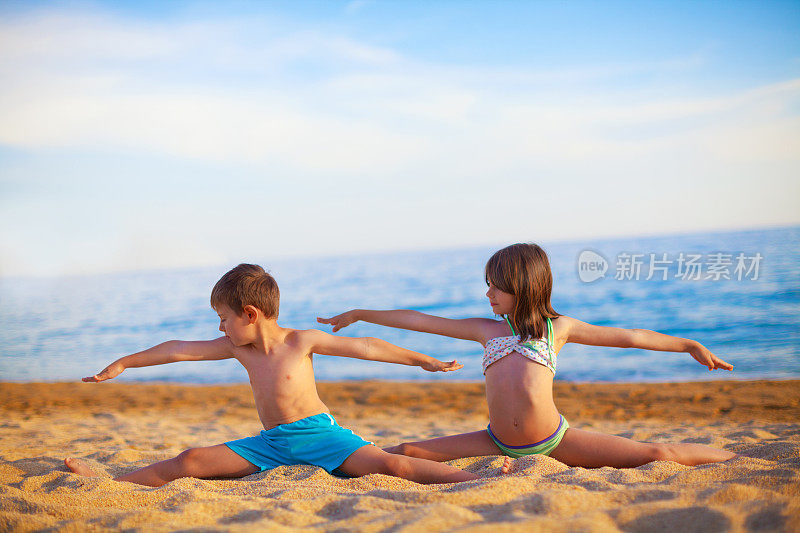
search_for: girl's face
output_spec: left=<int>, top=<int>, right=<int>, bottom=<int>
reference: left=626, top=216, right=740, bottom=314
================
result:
left=486, top=281, right=516, bottom=316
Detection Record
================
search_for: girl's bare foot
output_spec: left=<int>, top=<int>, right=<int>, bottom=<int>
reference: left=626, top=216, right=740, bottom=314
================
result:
left=64, top=457, right=100, bottom=477
left=501, top=456, right=513, bottom=474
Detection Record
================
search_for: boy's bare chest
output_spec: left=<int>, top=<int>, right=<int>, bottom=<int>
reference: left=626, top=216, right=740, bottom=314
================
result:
left=236, top=348, right=315, bottom=387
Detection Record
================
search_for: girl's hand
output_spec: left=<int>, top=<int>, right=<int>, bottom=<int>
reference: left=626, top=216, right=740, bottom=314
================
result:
left=83, top=360, right=125, bottom=382
left=689, top=344, right=733, bottom=371
left=421, top=359, right=463, bottom=372
left=317, top=311, right=359, bottom=332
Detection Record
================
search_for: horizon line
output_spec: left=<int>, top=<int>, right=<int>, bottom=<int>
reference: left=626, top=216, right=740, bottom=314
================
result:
left=1, top=222, right=796, bottom=282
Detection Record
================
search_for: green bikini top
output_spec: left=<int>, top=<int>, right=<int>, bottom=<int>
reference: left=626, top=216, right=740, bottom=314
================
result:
left=505, top=316, right=554, bottom=350
left=482, top=316, right=556, bottom=374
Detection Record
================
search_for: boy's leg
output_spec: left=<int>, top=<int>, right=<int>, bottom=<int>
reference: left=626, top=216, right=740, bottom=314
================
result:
left=549, top=428, right=737, bottom=468
left=66, top=444, right=260, bottom=487
left=383, top=430, right=502, bottom=462
left=337, top=444, right=480, bottom=484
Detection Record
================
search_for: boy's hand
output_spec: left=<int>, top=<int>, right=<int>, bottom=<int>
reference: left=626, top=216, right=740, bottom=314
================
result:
left=420, top=359, right=463, bottom=373
left=317, top=311, right=359, bottom=332
left=688, top=343, right=733, bottom=371
left=83, top=360, right=125, bottom=382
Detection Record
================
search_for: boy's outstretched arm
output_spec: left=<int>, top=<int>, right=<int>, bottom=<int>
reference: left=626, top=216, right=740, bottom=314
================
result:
left=305, top=330, right=462, bottom=372
left=317, top=309, right=493, bottom=343
left=83, top=337, right=235, bottom=382
left=563, top=317, right=733, bottom=371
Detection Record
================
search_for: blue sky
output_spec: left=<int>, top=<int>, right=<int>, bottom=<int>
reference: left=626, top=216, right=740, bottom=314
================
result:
left=0, top=0, right=798, bottom=276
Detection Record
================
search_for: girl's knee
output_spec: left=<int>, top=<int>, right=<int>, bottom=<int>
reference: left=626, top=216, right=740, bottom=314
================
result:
left=396, top=442, right=417, bottom=457
left=647, top=443, right=676, bottom=462
left=385, top=442, right=420, bottom=458
left=383, top=443, right=402, bottom=455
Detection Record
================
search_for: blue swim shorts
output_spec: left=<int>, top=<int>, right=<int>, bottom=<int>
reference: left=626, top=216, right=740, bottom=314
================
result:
left=224, top=413, right=372, bottom=475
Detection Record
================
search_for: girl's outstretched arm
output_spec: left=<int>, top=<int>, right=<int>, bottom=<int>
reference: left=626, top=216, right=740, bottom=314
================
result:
left=563, top=317, right=733, bottom=371
left=317, top=309, right=493, bottom=343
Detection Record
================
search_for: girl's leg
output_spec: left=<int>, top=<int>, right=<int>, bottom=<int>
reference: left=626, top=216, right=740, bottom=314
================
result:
left=66, top=444, right=260, bottom=487
left=337, top=444, right=480, bottom=484
left=383, top=430, right=503, bottom=462
left=549, top=428, right=736, bottom=468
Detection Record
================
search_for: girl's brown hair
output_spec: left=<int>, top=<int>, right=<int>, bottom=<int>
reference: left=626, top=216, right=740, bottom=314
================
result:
left=484, top=243, right=559, bottom=341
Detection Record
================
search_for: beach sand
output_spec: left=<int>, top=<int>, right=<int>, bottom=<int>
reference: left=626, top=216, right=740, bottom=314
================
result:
left=1, top=380, right=798, bottom=532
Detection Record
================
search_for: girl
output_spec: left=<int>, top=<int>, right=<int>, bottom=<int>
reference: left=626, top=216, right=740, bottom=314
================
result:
left=317, top=243, right=736, bottom=469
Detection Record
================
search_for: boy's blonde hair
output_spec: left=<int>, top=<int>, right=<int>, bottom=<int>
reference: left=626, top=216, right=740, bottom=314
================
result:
left=211, top=264, right=280, bottom=318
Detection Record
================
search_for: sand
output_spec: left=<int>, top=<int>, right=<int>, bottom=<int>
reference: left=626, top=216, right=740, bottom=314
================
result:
left=1, top=380, right=798, bottom=532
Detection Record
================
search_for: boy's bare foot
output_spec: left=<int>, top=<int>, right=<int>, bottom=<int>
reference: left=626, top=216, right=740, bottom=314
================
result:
left=500, top=457, right=513, bottom=474
left=64, top=457, right=100, bottom=477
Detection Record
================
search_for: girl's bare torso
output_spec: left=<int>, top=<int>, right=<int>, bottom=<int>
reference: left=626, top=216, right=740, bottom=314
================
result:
left=481, top=317, right=565, bottom=446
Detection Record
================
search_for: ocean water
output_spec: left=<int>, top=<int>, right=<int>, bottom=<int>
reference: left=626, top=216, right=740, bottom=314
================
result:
left=1, top=226, right=798, bottom=384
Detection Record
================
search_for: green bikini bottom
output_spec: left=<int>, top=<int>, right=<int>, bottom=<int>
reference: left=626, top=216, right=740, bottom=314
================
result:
left=487, top=415, right=569, bottom=457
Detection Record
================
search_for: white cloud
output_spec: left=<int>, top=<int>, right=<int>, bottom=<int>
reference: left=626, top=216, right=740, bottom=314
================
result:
left=0, top=10, right=400, bottom=73
left=0, top=7, right=798, bottom=277
left=1, top=10, right=797, bottom=173
left=345, top=1, right=373, bottom=15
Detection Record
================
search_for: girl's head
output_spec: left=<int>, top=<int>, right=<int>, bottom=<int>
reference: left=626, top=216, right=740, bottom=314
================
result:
left=484, top=243, right=559, bottom=341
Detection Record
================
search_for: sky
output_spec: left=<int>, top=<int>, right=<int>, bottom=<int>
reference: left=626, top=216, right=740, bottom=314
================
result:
left=0, top=0, right=798, bottom=277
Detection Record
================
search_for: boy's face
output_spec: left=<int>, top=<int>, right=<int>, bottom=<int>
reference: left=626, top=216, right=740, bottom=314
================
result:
left=215, top=304, right=253, bottom=346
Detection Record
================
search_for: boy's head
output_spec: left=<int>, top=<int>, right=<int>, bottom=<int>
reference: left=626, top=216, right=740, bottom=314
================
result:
left=210, top=263, right=280, bottom=319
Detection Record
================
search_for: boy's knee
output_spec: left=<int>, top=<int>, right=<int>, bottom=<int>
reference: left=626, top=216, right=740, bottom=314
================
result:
left=380, top=454, right=414, bottom=479
left=175, top=448, right=205, bottom=473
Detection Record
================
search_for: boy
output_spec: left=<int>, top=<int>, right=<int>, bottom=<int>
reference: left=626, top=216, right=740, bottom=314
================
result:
left=65, top=264, right=479, bottom=486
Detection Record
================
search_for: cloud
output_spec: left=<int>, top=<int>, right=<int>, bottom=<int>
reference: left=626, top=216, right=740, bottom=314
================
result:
left=0, top=10, right=400, bottom=73
left=345, top=1, right=373, bottom=15
left=0, top=6, right=798, bottom=276
left=1, top=10, right=797, bottom=175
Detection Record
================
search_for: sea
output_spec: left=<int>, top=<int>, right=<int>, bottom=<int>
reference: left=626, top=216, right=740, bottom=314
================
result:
left=1, top=226, right=798, bottom=384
